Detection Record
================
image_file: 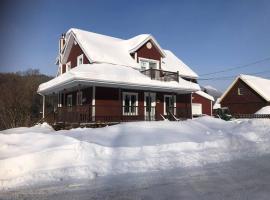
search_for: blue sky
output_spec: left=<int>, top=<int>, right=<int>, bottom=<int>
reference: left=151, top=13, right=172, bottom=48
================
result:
left=1, top=0, right=270, bottom=91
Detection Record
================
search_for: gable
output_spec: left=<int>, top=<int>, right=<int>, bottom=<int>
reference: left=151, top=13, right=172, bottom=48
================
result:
left=220, top=79, right=267, bottom=104
left=135, top=40, right=163, bottom=63
left=66, top=41, right=90, bottom=68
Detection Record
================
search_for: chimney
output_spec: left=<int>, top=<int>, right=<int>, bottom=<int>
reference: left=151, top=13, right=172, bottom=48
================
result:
left=59, top=33, right=66, bottom=54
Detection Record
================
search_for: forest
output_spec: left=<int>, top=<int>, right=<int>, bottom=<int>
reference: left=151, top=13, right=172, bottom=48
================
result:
left=0, top=69, right=52, bottom=130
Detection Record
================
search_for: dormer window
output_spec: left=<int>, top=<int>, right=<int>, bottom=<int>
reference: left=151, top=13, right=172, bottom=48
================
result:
left=139, top=58, right=159, bottom=71
left=237, top=87, right=244, bottom=96
left=77, top=54, right=84, bottom=66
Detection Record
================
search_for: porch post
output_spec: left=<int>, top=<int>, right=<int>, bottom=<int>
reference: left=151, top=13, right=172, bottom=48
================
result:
left=42, top=95, right=45, bottom=119
left=92, top=86, right=95, bottom=122
left=190, top=93, right=193, bottom=119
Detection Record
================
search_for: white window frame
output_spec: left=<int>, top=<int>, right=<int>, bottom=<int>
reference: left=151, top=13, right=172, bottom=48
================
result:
left=76, top=91, right=83, bottom=106
left=122, top=92, right=138, bottom=116
left=66, top=61, right=71, bottom=72
left=237, top=87, right=244, bottom=96
left=67, top=94, right=73, bottom=107
left=164, top=95, right=176, bottom=115
left=138, top=57, right=159, bottom=71
left=77, top=54, right=84, bottom=66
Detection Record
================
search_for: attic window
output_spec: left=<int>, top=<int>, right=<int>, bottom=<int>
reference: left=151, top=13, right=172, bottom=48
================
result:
left=237, top=87, right=244, bottom=96
left=146, top=42, right=152, bottom=49
left=77, top=54, right=83, bottom=66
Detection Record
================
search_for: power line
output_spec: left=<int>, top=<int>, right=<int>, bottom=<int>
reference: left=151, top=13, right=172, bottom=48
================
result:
left=199, top=57, right=270, bottom=77
left=198, top=69, right=270, bottom=81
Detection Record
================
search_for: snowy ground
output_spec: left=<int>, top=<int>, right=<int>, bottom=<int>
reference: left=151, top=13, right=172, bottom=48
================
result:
left=1, top=116, right=270, bottom=199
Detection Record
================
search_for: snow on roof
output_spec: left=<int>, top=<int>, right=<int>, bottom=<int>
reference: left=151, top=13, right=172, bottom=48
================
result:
left=63, top=29, right=197, bottom=79
left=220, top=74, right=270, bottom=102
left=66, top=28, right=140, bottom=68
left=162, top=50, right=198, bottom=78
left=213, top=98, right=221, bottom=109
left=38, top=64, right=200, bottom=94
left=239, top=75, right=270, bottom=102
left=195, top=90, right=215, bottom=101
left=255, top=106, right=270, bottom=114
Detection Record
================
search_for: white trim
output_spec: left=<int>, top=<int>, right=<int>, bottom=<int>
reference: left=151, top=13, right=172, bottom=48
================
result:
left=62, top=32, right=93, bottom=64
left=129, top=36, right=166, bottom=57
left=138, top=57, right=159, bottom=70
left=134, top=52, right=137, bottom=62
left=92, top=86, right=95, bottom=121
left=191, top=93, right=193, bottom=119
left=77, top=54, right=84, bottom=67
left=122, top=92, right=138, bottom=116
left=144, top=92, right=156, bottom=120
left=66, top=61, right=71, bottom=72
left=164, top=94, right=176, bottom=115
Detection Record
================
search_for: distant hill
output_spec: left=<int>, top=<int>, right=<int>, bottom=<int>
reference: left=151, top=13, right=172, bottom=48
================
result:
left=201, top=85, right=223, bottom=100
left=0, top=69, right=53, bottom=130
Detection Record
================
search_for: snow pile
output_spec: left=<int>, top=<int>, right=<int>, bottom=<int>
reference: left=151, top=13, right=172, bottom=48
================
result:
left=255, top=106, right=270, bottom=114
left=1, top=117, right=270, bottom=190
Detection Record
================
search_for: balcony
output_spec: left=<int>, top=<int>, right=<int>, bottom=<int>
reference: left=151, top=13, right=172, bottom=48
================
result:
left=141, top=68, right=179, bottom=82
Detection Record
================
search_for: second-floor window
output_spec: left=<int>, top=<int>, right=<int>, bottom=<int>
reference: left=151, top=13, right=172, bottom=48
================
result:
left=77, top=54, right=84, bottom=66
left=139, top=58, right=159, bottom=71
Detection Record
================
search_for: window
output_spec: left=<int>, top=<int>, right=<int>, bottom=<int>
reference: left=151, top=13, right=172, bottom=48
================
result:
left=139, top=58, right=159, bottom=71
left=77, top=54, right=84, bottom=66
left=123, top=92, right=138, bottom=115
left=76, top=91, right=83, bottom=105
left=238, top=87, right=244, bottom=96
left=164, top=95, right=176, bottom=115
left=67, top=94, right=72, bottom=107
left=66, top=62, right=71, bottom=72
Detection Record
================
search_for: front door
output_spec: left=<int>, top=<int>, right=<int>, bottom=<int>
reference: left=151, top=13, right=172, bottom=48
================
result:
left=144, top=92, right=156, bottom=121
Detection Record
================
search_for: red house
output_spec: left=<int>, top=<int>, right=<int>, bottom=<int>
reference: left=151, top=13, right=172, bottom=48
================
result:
left=220, top=74, right=270, bottom=114
left=192, top=91, right=214, bottom=116
left=38, top=28, right=212, bottom=124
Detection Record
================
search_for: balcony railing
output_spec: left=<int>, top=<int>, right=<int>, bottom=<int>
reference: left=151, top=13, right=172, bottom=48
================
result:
left=141, top=68, right=179, bottom=82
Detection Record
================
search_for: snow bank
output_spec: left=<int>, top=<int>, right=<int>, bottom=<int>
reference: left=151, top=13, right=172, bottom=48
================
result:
left=1, top=117, right=270, bottom=190
left=255, top=106, right=270, bottom=114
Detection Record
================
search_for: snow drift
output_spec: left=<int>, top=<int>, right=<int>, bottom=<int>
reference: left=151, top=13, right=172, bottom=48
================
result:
left=0, top=117, right=270, bottom=190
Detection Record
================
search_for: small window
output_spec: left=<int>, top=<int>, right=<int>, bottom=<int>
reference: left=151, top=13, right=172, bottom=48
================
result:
left=66, top=62, right=71, bottom=72
left=139, top=58, right=158, bottom=71
left=77, top=54, right=83, bottom=66
left=67, top=94, right=72, bottom=107
left=76, top=91, right=83, bottom=105
left=238, top=88, right=244, bottom=96
left=123, top=92, right=138, bottom=115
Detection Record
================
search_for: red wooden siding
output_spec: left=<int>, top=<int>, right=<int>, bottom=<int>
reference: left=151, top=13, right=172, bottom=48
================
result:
left=192, top=93, right=212, bottom=116
left=177, top=93, right=192, bottom=118
left=66, top=42, right=90, bottom=69
left=220, top=79, right=268, bottom=114
left=135, top=40, right=163, bottom=68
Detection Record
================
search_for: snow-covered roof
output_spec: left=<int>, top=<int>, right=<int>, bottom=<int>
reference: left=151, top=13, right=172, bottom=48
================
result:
left=220, top=74, right=270, bottom=102
left=61, top=28, right=197, bottom=78
left=162, top=50, right=198, bottom=78
left=195, top=90, right=215, bottom=101
left=38, top=64, right=200, bottom=95
left=213, top=98, right=221, bottom=109
left=255, top=106, right=270, bottom=114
